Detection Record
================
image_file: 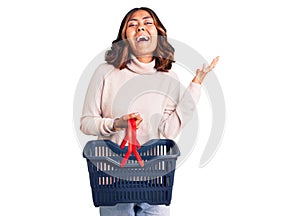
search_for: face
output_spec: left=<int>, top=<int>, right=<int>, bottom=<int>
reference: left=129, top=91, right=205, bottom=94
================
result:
left=125, top=10, right=158, bottom=61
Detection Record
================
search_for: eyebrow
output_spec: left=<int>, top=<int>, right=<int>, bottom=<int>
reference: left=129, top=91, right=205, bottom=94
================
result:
left=128, top=16, right=153, bottom=22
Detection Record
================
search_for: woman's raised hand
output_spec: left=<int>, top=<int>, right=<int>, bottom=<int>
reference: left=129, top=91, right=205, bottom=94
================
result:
left=192, top=56, right=220, bottom=84
left=112, top=112, right=143, bottom=131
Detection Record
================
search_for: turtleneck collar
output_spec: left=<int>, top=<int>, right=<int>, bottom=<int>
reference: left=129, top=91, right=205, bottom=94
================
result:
left=126, top=55, right=157, bottom=75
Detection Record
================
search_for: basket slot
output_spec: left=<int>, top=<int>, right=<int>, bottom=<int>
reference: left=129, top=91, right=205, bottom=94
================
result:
left=157, top=145, right=161, bottom=156
left=138, top=144, right=168, bottom=157
left=97, top=161, right=115, bottom=171
left=98, top=176, right=117, bottom=186
left=94, top=146, right=113, bottom=157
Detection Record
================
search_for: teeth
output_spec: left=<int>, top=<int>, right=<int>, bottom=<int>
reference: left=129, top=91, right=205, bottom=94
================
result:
left=136, top=35, right=149, bottom=42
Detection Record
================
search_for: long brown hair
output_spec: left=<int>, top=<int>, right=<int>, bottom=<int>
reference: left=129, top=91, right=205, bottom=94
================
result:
left=105, top=7, right=175, bottom=72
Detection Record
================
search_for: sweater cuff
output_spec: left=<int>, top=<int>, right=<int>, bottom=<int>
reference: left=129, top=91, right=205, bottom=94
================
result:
left=188, top=82, right=202, bottom=104
left=102, top=118, right=118, bottom=135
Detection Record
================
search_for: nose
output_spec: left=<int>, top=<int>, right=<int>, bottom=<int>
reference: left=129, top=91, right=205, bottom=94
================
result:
left=137, top=26, right=145, bottom=32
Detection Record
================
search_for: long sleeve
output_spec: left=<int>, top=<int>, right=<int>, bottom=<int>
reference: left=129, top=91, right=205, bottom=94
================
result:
left=159, top=79, right=202, bottom=139
left=80, top=64, right=116, bottom=136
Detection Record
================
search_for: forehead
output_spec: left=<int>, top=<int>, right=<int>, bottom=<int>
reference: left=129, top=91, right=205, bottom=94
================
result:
left=129, top=10, right=153, bottom=20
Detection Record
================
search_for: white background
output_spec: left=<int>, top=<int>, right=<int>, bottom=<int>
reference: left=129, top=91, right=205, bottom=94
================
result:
left=1, top=0, right=300, bottom=215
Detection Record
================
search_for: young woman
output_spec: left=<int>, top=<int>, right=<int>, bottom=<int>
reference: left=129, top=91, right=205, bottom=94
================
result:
left=80, top=7, right=219, bottom=216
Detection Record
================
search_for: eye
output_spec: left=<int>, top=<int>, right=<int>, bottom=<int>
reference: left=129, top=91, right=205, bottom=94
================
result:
left=128, top=23, right=137, bottom=27
left=145, top=21, right=153, bottom=25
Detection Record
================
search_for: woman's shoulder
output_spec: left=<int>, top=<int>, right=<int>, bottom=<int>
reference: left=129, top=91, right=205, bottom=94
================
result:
left=93, top=63, right=118, bottom=78
left=158, top=69, right=180, bottom=81
left=95, top=63, right=116, bottom=73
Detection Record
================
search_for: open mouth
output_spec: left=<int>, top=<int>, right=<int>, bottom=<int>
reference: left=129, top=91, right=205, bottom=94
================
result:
left=136, top=35, right=150, bottom=42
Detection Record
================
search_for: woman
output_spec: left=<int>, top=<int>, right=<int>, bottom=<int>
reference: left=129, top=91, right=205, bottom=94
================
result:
left=80, top=7, right=219, bottom=216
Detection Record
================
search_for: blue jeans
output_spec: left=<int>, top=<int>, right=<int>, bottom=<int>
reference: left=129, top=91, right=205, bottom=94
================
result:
left=99, top=203, right=170, bottom=216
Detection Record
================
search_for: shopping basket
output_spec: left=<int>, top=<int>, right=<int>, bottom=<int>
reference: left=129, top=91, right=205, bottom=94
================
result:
left=83, top=139, right=180, bottom=207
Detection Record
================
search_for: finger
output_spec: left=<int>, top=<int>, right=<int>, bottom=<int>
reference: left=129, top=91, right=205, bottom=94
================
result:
left=205, top=63, right=212, bottom=73
left=196, top=68, right=202, bottom=77
left=207, top=57, right=219, bottom=71
left=128, top=113, right=143, bottom=124
left=208, top=64, right=214, bottom=71
left=134, top=113, right=142, bottom=121
left=124, top=112, right=139, bottom=120
left=136, top=118, right=143, bottom=128
left=200, top=64, right=208, bottom=73
left=211, top=56, right=220, bottom=67
left=133, top=114, right=143, bottom=128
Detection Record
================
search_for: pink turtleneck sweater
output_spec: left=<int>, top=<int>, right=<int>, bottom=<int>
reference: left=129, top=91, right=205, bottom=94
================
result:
left=80, top=57, right=201, bottom=145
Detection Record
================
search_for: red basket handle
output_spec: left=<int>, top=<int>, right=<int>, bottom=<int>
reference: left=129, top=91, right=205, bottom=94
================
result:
left=120, top=119, right=144, bottom=167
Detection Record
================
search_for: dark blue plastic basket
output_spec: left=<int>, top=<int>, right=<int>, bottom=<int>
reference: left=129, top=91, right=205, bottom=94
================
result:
left=83, top=139, right=180, bottom=207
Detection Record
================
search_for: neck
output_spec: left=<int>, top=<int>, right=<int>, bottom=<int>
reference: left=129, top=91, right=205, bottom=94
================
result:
left=136, top=55, right=154, bottom=63
left=126, top=54, right=157, bottom=74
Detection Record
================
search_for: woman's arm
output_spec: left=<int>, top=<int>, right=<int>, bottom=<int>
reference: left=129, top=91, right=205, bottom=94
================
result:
left=80, top=64, right=117, bottom=136
left=158, top=81, right=201, bottom=139
left=159, top=56, right=219, bottom=139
